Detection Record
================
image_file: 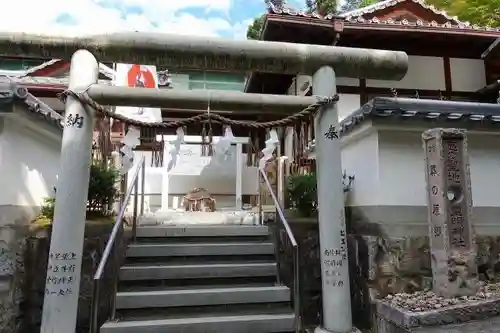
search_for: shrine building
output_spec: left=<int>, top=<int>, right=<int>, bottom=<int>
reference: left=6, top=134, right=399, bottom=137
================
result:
left=247, top=0, right=500, bottom=236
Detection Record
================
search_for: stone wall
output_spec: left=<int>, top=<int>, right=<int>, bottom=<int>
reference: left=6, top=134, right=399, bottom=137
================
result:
left=361, top=234, right=500, bottom=297
left=271, top=215, right=372, bottom=331
left=272, top=211, right=500, bottom=331
left=0, top=221, right=126, bottom=333
left=272, top=219, right=321, bottom=328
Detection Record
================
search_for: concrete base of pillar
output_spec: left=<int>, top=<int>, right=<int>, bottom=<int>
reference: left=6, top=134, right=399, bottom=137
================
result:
left=314, top=327, right=361, bottom=333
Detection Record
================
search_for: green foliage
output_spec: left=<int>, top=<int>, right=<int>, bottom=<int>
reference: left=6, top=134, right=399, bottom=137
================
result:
left=286, top=171, right=355, bottom=217
left=87, top=163, right=120, bottom=211
left=40, top=197, right=56, bottom=221
left=287, top=173, right=318, bottom=217
left=340, top=0, right=365, bottom=12
left=247, top=14, right=265, bottom=40
left=426, top=0, right=500, bottom=27
left=37, top=163, right=120, bottom=222
left=306, top=0, right=338, bottom=15
left=340, top=0, right=500, bottom=26
left=358, top=0, right=378, bottom=7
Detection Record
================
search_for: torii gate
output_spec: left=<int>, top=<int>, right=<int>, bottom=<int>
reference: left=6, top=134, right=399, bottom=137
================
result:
left=0, top=32, right=408, bottom=333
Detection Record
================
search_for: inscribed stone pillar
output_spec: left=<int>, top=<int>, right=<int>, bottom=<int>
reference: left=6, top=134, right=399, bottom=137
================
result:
left=422, top=128, right=478, bottom=298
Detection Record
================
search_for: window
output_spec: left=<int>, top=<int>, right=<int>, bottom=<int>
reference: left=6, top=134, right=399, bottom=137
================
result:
left=171, top=70, right=246, bottom=91
left=0, top=58, right=45, bottom=70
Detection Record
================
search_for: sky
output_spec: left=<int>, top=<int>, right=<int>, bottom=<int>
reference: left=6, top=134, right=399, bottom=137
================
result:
left=1, top=0, right=306, bottom=39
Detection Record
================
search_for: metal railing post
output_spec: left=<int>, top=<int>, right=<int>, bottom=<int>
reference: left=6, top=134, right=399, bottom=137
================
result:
left=140, top=156, right=146, bottom=215
left=259, top=168, right=301, bottom=332
left=89, top=156, right=145, bottom=332
left=89, top=279, right=100, bottom=333
left=132, top=172, right=139, bottom=242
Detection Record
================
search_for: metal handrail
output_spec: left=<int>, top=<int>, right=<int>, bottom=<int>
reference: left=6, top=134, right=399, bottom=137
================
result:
left=89, top=156, right=146, bottom=333
left=259, top=168, right=301, bottom=333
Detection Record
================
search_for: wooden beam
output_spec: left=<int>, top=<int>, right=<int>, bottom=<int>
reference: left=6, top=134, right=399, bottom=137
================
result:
left=443, top=57, right=452, bottom=99
left=482, top=37, right=500, bottom=59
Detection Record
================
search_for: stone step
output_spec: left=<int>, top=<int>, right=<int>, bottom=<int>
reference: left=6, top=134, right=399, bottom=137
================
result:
left=126, top=242, right=275, bottom=257
left=135, top=225, right=269, bottom=238
left=115, top=285, right=290, bottom=309
left=118, top=276, right=278, bottom=290
left=100, top=313, right=295, bottom=333
left=119, top=262, right=277, bottom=281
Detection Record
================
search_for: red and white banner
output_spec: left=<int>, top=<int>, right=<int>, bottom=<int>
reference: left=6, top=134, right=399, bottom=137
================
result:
left=114, top=63, right=162, bottom=123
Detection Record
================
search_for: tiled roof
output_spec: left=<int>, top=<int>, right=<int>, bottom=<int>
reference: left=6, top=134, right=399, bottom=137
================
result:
left=23, top=59, right=63, bottom=76
left=0, top=83, right=63, bottom=130
left=22, top=59, right=115, bottom=79
left=0, top=75, right=112, bottom=87
left=306, top=97, right=500, bottom=153
left=341, top=97, right=500, bottom=135
left=267, top=0, right=500, bottom=32
left=338, top=0, right=464, bottom=24
left=344, top=16, right=500, bottom=32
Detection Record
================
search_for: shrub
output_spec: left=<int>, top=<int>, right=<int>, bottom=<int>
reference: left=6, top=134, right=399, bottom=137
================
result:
left=40, top=197, right=55, bottom=220
left=286, top=171, right=355, bottom=217
left=38, top=163, right=120, bottom=222
left=287, top=173, right=318, bottom=217
left=87, top=163, right=120, bottom=213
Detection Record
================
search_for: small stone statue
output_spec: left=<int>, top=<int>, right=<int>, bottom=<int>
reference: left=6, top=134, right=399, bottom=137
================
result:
left=183, top=188, right=216, bottom=212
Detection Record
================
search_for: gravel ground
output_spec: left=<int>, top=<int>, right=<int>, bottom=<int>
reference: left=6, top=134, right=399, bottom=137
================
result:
left=382, top=282, right=500, bottom=312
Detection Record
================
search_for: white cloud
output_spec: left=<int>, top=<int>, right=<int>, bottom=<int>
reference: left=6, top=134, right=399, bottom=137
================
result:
left=0, top=0, right=247, bottom=38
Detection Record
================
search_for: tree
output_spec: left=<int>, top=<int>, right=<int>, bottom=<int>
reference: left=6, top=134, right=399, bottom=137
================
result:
left=247, top=15, right=265, bottom=40
left=340, top=0, right=382, bottom=13
left=246, top=0, right=286, bottom=39
left=306, top=0, right=338, bottom=15
left=425, top=0, right=500, bottom=27
left=339, top=0, right=500, bottom=26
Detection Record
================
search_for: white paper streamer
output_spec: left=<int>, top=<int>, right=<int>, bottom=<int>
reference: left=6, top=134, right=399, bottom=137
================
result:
left=259, top=128, right=279, bottom=170
left=166, top=127, right=185, bottom=171
left=120, top=126, right=141, bottom=173
left=214, top=126, right=235, bottom=163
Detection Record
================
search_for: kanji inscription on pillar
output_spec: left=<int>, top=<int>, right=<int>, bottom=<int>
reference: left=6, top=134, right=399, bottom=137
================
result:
left=422, top=128, right=478, bottom=298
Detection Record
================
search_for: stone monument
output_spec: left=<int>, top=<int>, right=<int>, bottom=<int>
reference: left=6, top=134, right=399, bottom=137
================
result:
left=422, top=128, right=478, bottom=298
left=373, top=128, right=500, bottom=333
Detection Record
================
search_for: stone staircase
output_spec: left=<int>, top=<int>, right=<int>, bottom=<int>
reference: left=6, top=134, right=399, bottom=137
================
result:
left=100, top=224, right=296, bottom=333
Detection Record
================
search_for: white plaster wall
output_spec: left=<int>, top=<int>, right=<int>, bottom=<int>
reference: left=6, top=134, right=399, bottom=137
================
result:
left=336, top=77, right=359, bottom=87
left=39, top=98, right=64, bottom=112
left=128, top=147, right=259, bottom=212
left=341, top=126, right=380, bottom=206
left=366, top=56, right=445, bottom=90
left=377, top=130, right=500, bottom=207
left=291, top=75, right=360, bottom=97
left=450, top=58, right=486, bottom=92
left=0, top=118, right=60, bottom=208
left=338, top=93, right=360, bottom=121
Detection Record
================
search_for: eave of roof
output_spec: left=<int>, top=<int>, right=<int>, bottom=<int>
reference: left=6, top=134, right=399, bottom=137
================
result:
left=0, top=75, right=112, bottom=89
left=338, top=0, right=464, bottom=25
left=0, top=83, right=63, bottom=130
left=306, top=97, right=500, bottom=153
left=245, top=3, right=499, bottom=93
left=267, top=2, right=500, bottom=33
left=23, top=59, right=67, bottom=76
left=341, top=97, right=500, bottom=136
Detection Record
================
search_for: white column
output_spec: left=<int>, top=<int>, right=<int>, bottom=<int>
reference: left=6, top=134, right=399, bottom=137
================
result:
left=284, top=126, right=294, bottom=160
left=161, top=139, right=170, bottom=211
left=40, top=50, right=99, bottom=333
left=235, top=142, right=243, bottom=209
left=277, top=156, right=288, bottom=207
left=313, top=66, right=353, bottom=333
